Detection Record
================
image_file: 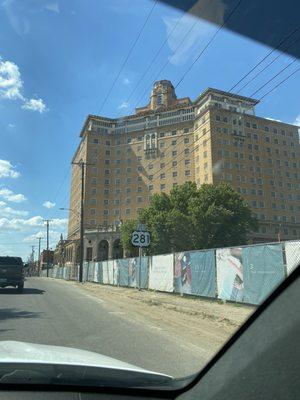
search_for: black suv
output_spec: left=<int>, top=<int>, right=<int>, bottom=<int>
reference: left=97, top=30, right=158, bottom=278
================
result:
left=0, top=256, right=25, bottom=292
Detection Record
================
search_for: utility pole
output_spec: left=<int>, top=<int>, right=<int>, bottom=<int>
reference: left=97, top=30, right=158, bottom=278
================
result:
left=43, top=219, right=52, bottom=277
left=30, top=246, right=35, bottom=276
left=72, top=160, right=93, bottom=283
left=37, top=237, right=42, bottom=277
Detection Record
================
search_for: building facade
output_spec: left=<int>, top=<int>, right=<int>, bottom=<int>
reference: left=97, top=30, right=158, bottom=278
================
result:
left=65, top=80, right=300, bottom=262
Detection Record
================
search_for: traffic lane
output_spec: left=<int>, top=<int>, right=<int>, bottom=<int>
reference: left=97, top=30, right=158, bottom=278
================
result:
left=0, top=277, right=205, bottom=377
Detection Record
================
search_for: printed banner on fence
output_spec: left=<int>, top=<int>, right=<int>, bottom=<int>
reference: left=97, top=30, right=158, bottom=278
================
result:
left=174, top=250, right=215, bottom=297
left=242, top=244, right=285, bottom=305
left=93, top=262, right=102, bottom=283
left=102, top=260, right=114, bottom=284
left=116, top=259, right=129, bottom=287
left=216, top=247, right=244, bottom=302
left=285, top=241, right=300, bottom=275
left=149, top=254, right=173, bottom=292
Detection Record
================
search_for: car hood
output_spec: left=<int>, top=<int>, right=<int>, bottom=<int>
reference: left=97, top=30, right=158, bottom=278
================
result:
left=0, top=341, right=174, bottom=389
left=0, top=341, right=160, bottom=372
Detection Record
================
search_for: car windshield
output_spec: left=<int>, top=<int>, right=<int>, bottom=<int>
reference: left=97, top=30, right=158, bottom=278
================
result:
left=0, top=0, right=299, bottom=388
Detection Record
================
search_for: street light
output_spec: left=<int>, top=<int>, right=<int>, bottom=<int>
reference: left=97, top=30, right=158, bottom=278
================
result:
left=59, top=206, right=83, bottom=283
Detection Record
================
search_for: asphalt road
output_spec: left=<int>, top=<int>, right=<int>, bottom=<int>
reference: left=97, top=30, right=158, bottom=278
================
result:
left=0, top=277, right=205, bottom=377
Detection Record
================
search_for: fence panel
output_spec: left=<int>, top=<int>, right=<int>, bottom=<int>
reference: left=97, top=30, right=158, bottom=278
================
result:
left=102, top=260, right=114, bottom=285
left=149, top=254, right=173, bottom=292
left=242, top=244, right=285, bottom=305
left=174, top=250, right=216, bottom=297
left=285, top=240, right=300, bottom=275
left=115, top=259, right=129, bottom=287
left=216, top=247, right=245, bottom=302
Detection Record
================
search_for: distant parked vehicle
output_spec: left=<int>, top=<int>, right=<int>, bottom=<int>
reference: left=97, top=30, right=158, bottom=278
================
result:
left=0, top=257, right=25, bottom=293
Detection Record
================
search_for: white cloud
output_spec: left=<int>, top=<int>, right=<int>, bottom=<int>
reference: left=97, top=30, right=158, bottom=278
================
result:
left=0, top=55, right=47, bottom=112
left=293, top=114, right=300, bottom=127
left=0, top=215, right=67, bottom=232
left=0, top=188, right=26, bottom=203
left=163, top=13, right=214, bottom=66
left=123, top=78, right=130, bottom=85
left=266, top=117, right=282, bottom=123
left=45, top=2, right=59, bottom=13
left=8, top=122, right=15, bottom=128
left=22, top=98, right=47, bottom=113
left=0, top=200, right=28, bottom=217
left=22, top=231, right=45, bottom=243
left=118, top=101, right=129, bottom=109
left=43, top=200, right=56, bottom=209
left=0, top=159, right=20, bottom=178
left=0, top=58, right=23, bottom=100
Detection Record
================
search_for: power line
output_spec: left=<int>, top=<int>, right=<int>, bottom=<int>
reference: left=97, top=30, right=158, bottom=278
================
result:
left=228, top=25, right=300, bottom=93
left=97, top=0, right=158, bottom=115
left=133, top=17, right=200, bottom=109
left=258, top=65, right=300, bottom=101
left=118, top=11, right=186, bottom=114
left=249, top=58, right=297, bottom=97
left=236, top=34, right=300, bottom=94
left=175, top=0, right=243, bottom=89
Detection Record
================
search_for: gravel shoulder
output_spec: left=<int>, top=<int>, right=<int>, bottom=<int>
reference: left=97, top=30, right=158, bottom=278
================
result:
left=51, top=279, right=255, bottom=363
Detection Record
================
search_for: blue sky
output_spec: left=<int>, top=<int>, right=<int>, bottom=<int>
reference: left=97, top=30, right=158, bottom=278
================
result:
left=0, top=0, right=299, bottom=260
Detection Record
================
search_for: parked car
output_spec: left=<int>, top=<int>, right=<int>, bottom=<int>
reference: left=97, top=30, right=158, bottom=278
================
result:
left=0, top=256, right=25, bottom=292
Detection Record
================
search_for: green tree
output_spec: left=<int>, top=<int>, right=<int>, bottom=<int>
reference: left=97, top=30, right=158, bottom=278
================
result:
left=188, top=183, right=258, bottom=249
left=120, top=219, right=139, bottom=257
left=120, top=183, right=258, bottom=255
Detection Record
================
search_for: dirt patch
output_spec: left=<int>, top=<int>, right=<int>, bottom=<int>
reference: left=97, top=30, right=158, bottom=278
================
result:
left=53, top=279, right=255, bottom=363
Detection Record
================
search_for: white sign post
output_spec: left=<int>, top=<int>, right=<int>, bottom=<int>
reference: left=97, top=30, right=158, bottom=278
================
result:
left=131, top=224, right=150, bottom=289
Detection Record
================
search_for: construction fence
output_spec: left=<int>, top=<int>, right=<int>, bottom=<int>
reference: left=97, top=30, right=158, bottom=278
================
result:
left=40, top=239, right=300, bottom=306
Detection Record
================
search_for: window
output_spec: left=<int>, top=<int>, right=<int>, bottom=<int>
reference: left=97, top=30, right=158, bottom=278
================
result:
left=171, top=130, right=177, bottom=136
left=172, top=140, right=177, bottom=145
left=103, top=209, right=109, bottom=216
left=90, top=209, right=96, bottom=215
left=160, top=184, right=166, bottom=190
left=104, top=188, right=109, bottom=195
left=137, top=145, right=142, bottom=151
left=252, top=123, right=257, bottom=129
left=160, top=141, right=165, bottom=148
left=114, top=199, right=120, bottom=205
left=125, top=198, right=130, bottom=204
left=159, top=132, right=165, bottom=138
left=215, top=115, right=221, bottom=121
left=104, top=179, right=109, bottom=185
left=137, top=197, right=143, bottom=203
left=148, top=164, right=153, bottom=170
left=148, top=185, right=153, bottom=191
left=173, top=171, right=178, bottom=177
left=114, top=209, right=120, bottom=216
left=148, top=175, right=153, bottom=180
left=137, top=176, right=142, bottom=182
left=172, top=161, right=177, bottom=167
left=126, top=167, right=131, bottom=173
left=184, top=128, right=189, bottom=133
left=185, top=148, right=190, bottom=155
left=160, top=163, right=165, bottom=168
left=93, top=138, right=99, bottom=144
left=126, top=158, right=131, bottom=164
left=105, top=150, right=110, bottom=156
left=160, top=173, right=165, bottom=179
left=184, top=138, right=189, bottom=144
left=185, top=170, right=191, bottom=176
left=126, top=177, right=131, bottom=183
left=125, top=209, right=131, bottom=215
left=127, top=138, right=131, bottom=144
left=274, top=138, right=279, bottom=144
left=203, top=151, right=207, bottom=158
left=172, top=150, right=177, bottom=156
left=185, top=159, right=190, bottom=165
left=137, top=166, right=143, bottom=172
left=115, top=178, right=120, bottom=185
